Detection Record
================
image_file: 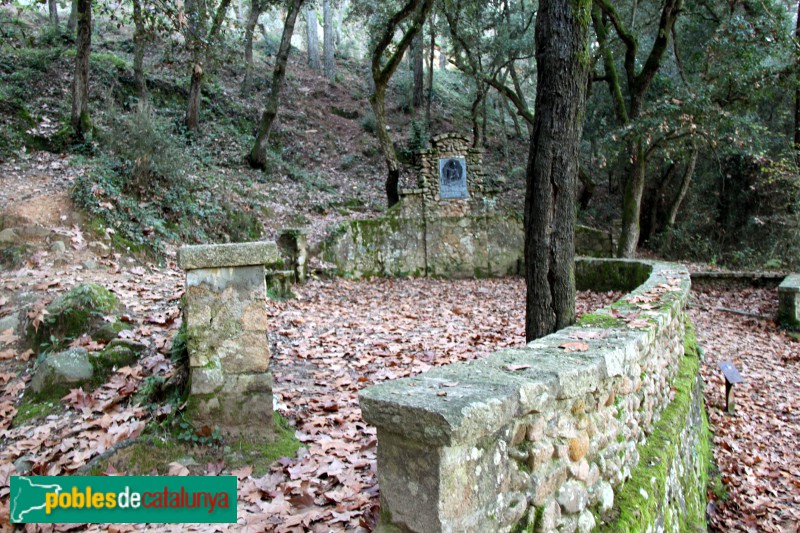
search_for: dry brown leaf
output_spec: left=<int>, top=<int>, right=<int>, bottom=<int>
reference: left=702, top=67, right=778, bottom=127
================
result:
left=559, top=341, right=590, bottom=352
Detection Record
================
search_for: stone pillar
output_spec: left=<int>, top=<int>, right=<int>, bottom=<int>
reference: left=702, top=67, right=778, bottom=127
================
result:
left=778, top=274, right=800, bottom=329
left=277, top=228, right=309, bottom=283
left=177, top=242, right=279, bottom=437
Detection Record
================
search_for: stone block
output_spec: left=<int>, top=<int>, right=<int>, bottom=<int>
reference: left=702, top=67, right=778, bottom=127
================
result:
left=178, top=241, right=280, bottom=270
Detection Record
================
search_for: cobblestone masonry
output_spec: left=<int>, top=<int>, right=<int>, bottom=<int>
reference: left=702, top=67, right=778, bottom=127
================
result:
left=178, top=242, right=279, bottom=437
left=778, top=274, right=800, bottom=329
left=361, top=259, right=708, bottom=532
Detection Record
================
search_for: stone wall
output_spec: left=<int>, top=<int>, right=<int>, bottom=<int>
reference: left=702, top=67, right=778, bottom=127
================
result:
left=320, top=133, right=613, bottom=279
left=360, top=259, right=709, bottom=532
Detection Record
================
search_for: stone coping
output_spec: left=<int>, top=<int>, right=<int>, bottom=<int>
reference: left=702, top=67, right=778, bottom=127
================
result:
left=360, top=260, right=690, bottom=446
left=178, top=241, right=280, bottom=270
left=778, top=273, right=800, bottom=293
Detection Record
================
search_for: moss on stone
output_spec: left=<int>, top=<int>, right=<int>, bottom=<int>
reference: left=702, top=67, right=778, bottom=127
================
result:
left=577, top=312, right=625, bottom=329
left=12, top=400, right=62, bottom=427
left=229, top=412, right=302, bottom=476
left=29, top=283, right=119, bottom=353
left=599, top=318, right=709, bottom=532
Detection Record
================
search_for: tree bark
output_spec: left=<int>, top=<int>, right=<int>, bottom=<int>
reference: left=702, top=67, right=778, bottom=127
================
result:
left=49, top=0, right=59, bottom=28
left=132, top=0, right=147, bottom=105
left=412, top=31, right=424, bottom=110
left=369, top=0, right=435, bottom=207
left=68, top=0, right=77, bottom=34
left=617, top=140, right=646, bottom=258
left=242, top=0, right=263, bottom=96
left=248, top=0, right=304, bottom=168
left=439, top=40, right=446, bottom=70
left=794, top=0, right=800, bottom=150
left=185, top=0, right=232, bottom=131
left=666, top=148, right=698, bottom=228
left=70, top=0, right=92, bottom=139
left=306, top=4, right=320, bottom=70
left=525, top=0, right=590, bottom=341
left=323, top=0, right=335, bottom=80
left=470, top=81, right=484, bottom=147
left=426, top=18, right=435, bottom=125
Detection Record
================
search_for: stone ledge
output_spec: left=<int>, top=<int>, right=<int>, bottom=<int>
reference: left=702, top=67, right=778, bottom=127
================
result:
left=778, top=273, right=800, bottom=293
left=178, top=241, right=280, bottom=270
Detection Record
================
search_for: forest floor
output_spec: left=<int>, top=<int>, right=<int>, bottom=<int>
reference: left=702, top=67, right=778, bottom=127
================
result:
left=0, top=206, right=798, bottom=532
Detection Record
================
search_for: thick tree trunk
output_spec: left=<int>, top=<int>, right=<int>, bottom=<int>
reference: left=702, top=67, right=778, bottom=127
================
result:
left=306, top=4, right=320, bottom=70
left=49, top=0, right=59, bottom=28
left=186, top=63, right=204, bottom=131
left=370, top=84, right=402, bottom=206
left=647, top=162, right=678, bottom=240
left=439, top=40, right=446, bottom=69
left=248, top=0, right=304, bottom=168
left=323, top=0, right=335, bottom=80
left=242, top=0, right=263, bottom=96
left=412, top=32, right=424, bottom=110
left=132, top=0, right=147, bottom=105
left=70, top=0, right=92, bottom=139
left=617, top=141, right=646, bottom=257
left=426, top=19, right=434, bottom=125
left=68, top=0, right=77, bottom=33
left=525, top=0, right=590, bottom=341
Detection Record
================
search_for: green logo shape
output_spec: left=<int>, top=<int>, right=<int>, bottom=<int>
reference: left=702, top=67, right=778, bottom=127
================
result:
left=10, top=476, right=237, bottom=524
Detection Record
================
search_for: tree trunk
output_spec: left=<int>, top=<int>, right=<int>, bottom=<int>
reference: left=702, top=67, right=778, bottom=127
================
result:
left=470, top=81, right=484, bottom=147
left=426, top=19, right=435, bottom=125
left=369, top=0, right=435, bottom=207
left=248, top=0, right=304, bottom=168
left=49, top=0, right=59, bottom=28
left=185, top=0, right=232, bottom=131
left=70, top=0, right=92, bottom=139
left=237, top=0, right=244, bottom=22
left=68, top=0, right=77, bottom=34
left=323, top=0, right=335, bottom=80
left=306, top=4, right=320, bottom=70
left=617, top=140, right=646, bottom=257
left=242, top=0, right=263, bottom=96
left=439, top=40, right=446, bottom=69
left=794, top=0, right=800, bottom=150
left=132, top=0, right=147, bottom=105
left=412, top=32, right=424, bottom=110
left=647, top=162, right=678, bottom=240
left=666, top=148, right=698, bottom=228
left=525, top=0, right=590, bottom=341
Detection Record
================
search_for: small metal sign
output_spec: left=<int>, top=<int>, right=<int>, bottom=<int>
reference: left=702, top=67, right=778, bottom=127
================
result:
left=718, top=361, right=743, bottom=384
left=718, top=360, right=744, bottom=414
left=438, top=158, right=468, bottom=199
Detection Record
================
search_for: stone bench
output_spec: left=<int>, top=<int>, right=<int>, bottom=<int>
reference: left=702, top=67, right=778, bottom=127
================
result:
left=360, top=260, right=705, bottom=532
left=178, top=241, right=279, bottom=438
left=778, top=274, right=800, bottom=329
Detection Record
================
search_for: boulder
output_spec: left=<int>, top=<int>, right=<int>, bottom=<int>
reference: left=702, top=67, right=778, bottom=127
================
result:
left=29, top=348, right=93, bottom=393
left=27, top=283, right=119, bottom=353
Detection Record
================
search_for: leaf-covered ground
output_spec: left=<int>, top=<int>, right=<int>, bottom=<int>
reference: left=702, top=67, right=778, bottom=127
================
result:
left=690, top=287, right=800, bottom=532
left=1, top=268, right=799, bottom=532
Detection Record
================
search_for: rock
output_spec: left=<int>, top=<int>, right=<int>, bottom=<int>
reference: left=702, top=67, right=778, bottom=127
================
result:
left=92, top=344, right=138, bottom=372
left=82, top=260, right=99, bottom=270
left=536, top=498, right=561, bottom=532
left=50, top=241, right=66, bottom=255
left=88, top=241, right=111, bottom=257
left=19, top=225, right=50, bottom=239
left=27, top=283, right=119, bottom=353
left=29, top=348, right=93, bottom=393
left=594, top=480, right=614, bottom=513
left=0, top=313, right=20, bottom=334
left=106, top=338, right=147, bottom=354
left=14, top=455, right=35, bottom=474
left=577, top=510, right=596, bottom=533
left=92, top=320, right=132, bottom=342
left=557, top=480, right=589, bottom=514
left=0, top=228, right=18, bottom=244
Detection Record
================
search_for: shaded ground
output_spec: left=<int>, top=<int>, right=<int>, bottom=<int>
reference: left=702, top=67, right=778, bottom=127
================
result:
left=690, top=288, right=800, bottom=532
